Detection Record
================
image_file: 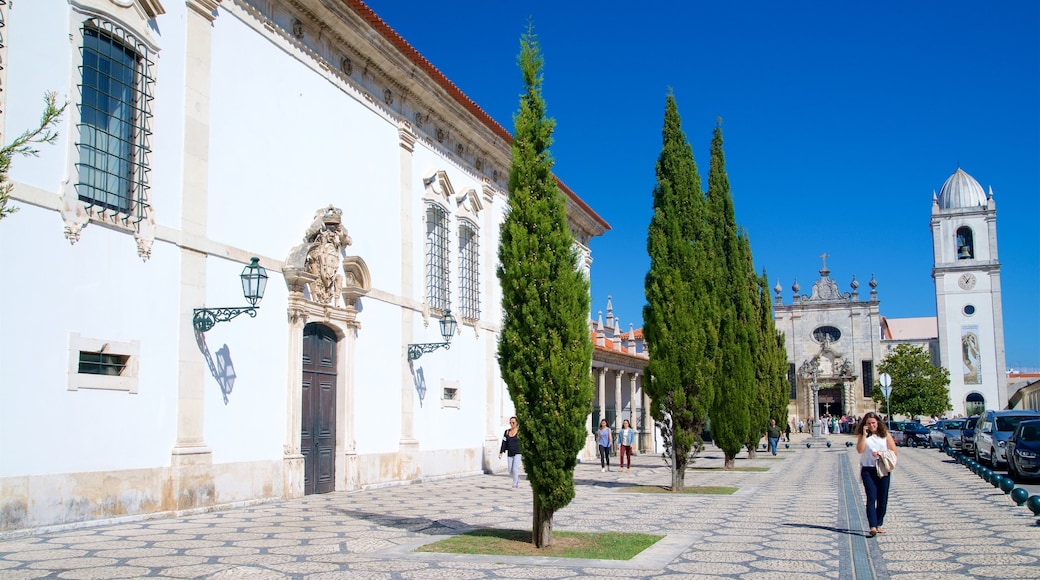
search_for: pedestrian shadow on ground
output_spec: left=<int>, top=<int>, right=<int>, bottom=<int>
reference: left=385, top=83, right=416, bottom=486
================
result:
left=783, top=523, right=872, bottom=537
left=331, top=508, right=470, bottom=535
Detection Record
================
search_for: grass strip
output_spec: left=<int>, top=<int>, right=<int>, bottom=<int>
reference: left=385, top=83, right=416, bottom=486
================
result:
left=417, top=528, right=662, bottom=559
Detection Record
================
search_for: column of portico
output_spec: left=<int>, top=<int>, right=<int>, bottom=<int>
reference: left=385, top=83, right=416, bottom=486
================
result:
left=632, top=372, right=640, bottom=455
left=614, top=370, right=624, bottom=434
left=642, top=388, right=653, bottom=452
left=598, top=367, right=607, bottom=425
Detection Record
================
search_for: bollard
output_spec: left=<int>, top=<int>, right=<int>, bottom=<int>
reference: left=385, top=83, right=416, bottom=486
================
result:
left=999, top=477, right=1015, bottom=494
left=785, top=444, right=790, bottom=449
left=1026, top=495, right=1040, bottom=516
left=806, top=443, right=812, bottom=448
left=989, top=472, right=1002, bottom=488
left=1011, top=488, right=1029, bottom=506
left=827, top=442, right=832, bottom=448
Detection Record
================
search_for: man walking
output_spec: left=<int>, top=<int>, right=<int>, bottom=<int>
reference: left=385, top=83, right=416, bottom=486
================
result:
left=767, top=419, right=782, bottom=456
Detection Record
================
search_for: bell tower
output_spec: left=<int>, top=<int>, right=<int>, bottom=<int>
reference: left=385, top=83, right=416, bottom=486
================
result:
left=931, top=168, right=1007, bottom=414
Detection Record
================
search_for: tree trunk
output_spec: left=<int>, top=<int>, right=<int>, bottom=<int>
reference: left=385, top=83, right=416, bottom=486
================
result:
left=747, top=446, right=757, bottom=459
left=532, top=494, right=554, bottom=548
left=724, top=452, right=737, bottom=469
left=672, top=453, right=687, bottom=491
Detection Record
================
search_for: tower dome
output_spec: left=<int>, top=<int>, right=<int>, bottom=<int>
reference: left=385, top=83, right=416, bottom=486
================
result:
left=937, top=168, right=987, bottom=209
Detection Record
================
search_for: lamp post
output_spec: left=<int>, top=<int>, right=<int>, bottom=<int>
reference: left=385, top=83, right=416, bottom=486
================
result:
left=193, top=257, right=268, bottom=333
left=879, top=372, right=893, bottom=421
left=407, top=310, right=458, bottom=361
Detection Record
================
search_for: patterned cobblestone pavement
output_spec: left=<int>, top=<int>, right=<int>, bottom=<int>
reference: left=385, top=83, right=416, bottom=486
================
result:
left=1, top=434, right=1038, bottom=578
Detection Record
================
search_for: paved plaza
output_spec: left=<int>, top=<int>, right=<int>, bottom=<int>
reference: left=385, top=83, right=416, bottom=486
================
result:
left=2, top=433, right=1039, bottom=579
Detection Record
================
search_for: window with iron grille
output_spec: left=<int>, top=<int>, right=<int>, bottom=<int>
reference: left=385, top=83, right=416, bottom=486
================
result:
left=425, top=204, right=450, bottom=311
left=78, top=351, right=129, bottom=376
left=862, top=360, right=874, bottom=398
left=458, top=220, right=480, bottom=320
left=75, top=18, right=153, bottom=223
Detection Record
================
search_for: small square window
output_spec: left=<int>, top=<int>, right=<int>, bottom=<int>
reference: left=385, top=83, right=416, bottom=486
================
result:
left=440, top=380, right=460, bottom=409
left=68, top=333, right=140, bottom=393
left=78, top=351, right=130, bottom=376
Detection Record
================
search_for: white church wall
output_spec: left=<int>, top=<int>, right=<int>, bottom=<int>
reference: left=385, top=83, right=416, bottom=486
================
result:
left=353, top=299, right=405, bottom=456
left=198, top=258, right=289, bottom=465
left=0, top=214, right=181, bottom=476
left=4, top=1, right=73, bottom=191
left=208, top=12, right=398, bottom=262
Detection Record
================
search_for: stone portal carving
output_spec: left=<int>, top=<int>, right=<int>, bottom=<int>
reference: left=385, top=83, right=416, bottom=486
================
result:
left=283, top=205, right=369, bottom=309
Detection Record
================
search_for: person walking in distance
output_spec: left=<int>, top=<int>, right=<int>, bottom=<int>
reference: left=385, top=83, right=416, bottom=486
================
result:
left=766, top=419, right=782, bottom=456
left=498, top=417, right=522, bottom=489
left=597, top=419, right=613, bottom=472
left=617, top=419, right=635, bottom=472
left=855, top=411, right=898, bottom=537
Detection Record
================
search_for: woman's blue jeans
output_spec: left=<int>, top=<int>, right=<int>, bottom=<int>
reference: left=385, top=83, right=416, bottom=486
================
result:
left=860, top=466, right=891, bottom=529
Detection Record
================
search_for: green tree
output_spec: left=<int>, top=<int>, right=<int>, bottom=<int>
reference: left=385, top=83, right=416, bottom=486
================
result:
left=497, top=27, right=593, bottom=549
left=1, top=92, right=67, bottom=220
left=874, top=344, right=951, bottom=419
left=643, top=94, right=718, bottom=490
left=761, top=273, right=791, bottom=443
left=705, top=124, right=755, bottom=469
left=746, top=271, right=789, bottom=457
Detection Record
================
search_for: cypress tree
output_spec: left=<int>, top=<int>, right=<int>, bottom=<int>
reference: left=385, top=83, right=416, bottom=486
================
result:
left=706, top=124, right=755, bottom=469
left=497, top=27, right=593, bottom=548
left=748, top=270, right=790, bottom=456
left=762, top=273, right=791, bottom=433
left=643, top=95, right=718, bottom=490
left=744, top=268, right=771, bottom=459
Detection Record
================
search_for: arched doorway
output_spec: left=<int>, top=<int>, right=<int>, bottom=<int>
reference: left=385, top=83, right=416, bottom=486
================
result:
left=302, top=323, right=337, bottom=495
left=818, top=386, right=843, bottom=418
left=965, top=392, right=985, bottom=417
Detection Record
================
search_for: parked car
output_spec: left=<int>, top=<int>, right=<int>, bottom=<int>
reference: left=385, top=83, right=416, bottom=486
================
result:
left=902, top=422, right=931, bottom=447
left=885, top=421, right=907, bottom=446
left=1007, top=419, right=1040, bottom=481
left=929, top=418, right=967, bottom=449
left=961, top=416, right=980, bottom=454
left=974, top=410, right=1040, bottom=467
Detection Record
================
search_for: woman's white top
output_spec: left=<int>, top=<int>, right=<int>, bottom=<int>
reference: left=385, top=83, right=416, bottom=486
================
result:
left=860, top=435, right=888, bottom=467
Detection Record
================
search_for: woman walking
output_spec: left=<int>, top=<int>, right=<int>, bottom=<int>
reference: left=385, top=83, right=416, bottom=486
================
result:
left=597, top=419, right=613, bottom=472
left=498, top=416, right=522, bottom=489
left=617, top=419, right=635, bottom=472
left=855, top=411, right=898, bottom=536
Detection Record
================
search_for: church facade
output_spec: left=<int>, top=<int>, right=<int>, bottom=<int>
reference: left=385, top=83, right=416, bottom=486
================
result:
left=773, top=260, right=883, bottom=423
left=774, top=168, right=1008, bottom=421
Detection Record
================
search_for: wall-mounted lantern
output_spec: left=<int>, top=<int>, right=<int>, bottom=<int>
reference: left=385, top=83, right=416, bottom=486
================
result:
left=193, top=257, right=268, bottom=333
left=407, top=310, right=457, bottom=361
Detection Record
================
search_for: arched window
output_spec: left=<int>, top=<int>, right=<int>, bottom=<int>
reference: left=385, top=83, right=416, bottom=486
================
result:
left=425, top=204, right=450, bottom=311
left=955, top=226, right=974, bottom=260
left=965, top=392, right=985, bottom=417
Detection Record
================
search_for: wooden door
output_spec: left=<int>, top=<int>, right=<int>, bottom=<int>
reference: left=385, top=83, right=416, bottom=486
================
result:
left=302, top=323, right=337, bottom=495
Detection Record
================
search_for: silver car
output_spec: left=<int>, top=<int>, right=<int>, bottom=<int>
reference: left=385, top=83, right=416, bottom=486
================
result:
left=974, top=410, right=1040, bottom=467
left=928, top=419, right=966, bottom=449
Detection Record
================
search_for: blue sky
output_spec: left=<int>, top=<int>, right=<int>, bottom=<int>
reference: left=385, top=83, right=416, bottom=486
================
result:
left=364, top=1, right=1040, bottom=371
